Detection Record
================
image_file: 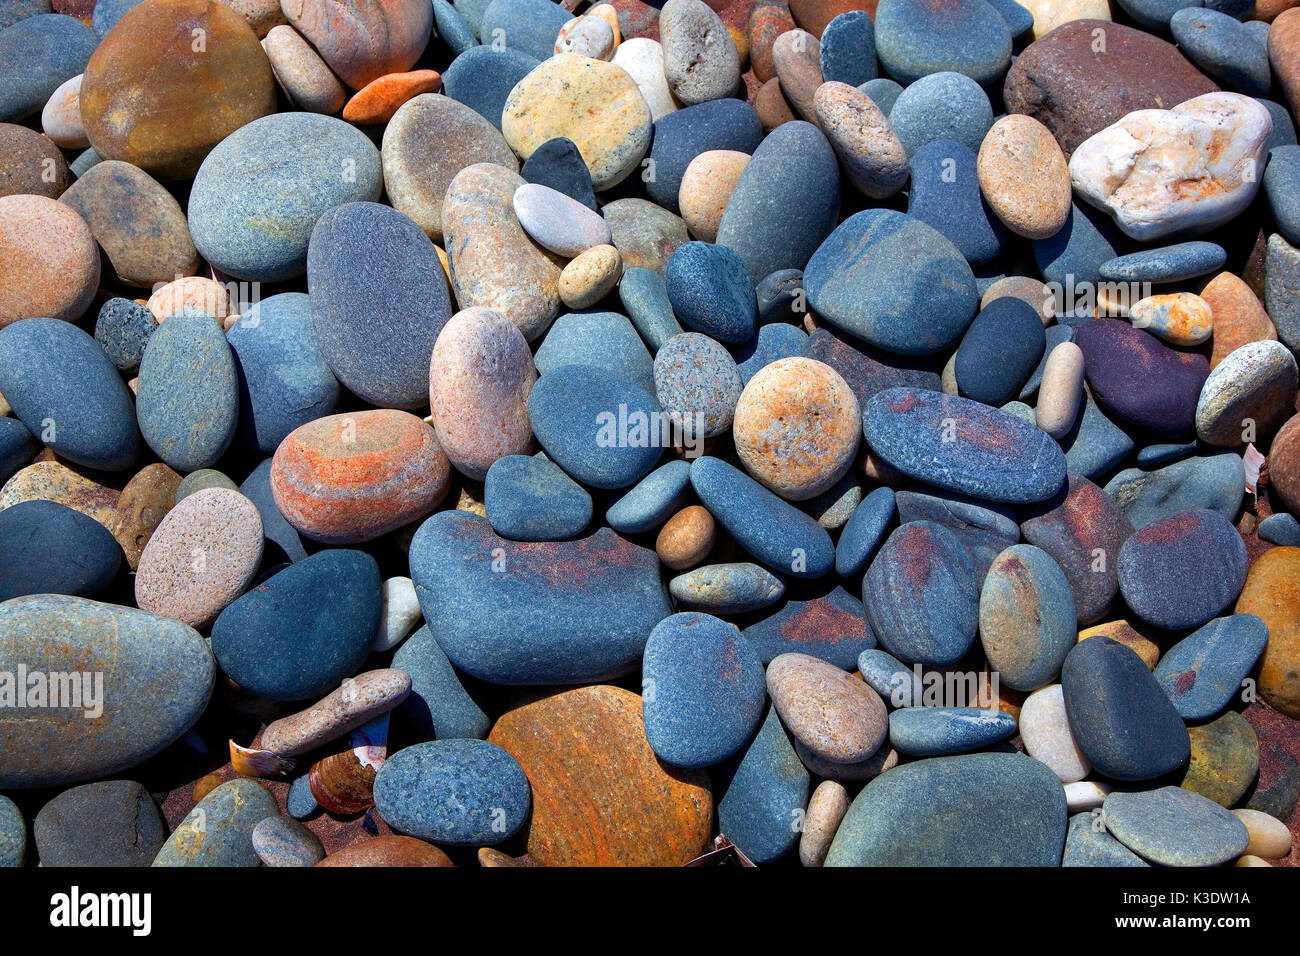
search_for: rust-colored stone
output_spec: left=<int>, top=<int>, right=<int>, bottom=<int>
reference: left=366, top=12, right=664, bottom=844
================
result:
left=1076, top=619, right=1160, bottom=669
left=342, top=69, right=441, bottom=124
left=656, top=505, right=717, bottom=570
left=788, top=0, right=873, bottom=37
left=1270, top=8, right=1300, bottom=119
left=1200, top=271, right=1277, bottom=369
left=755, top=76, right=798, bottom=130
left=1236, top=546, right=1300, bottom=719
left=316, top=835, right=454, bottom=866
left=282, top=0, right=433, bottom=89
left=748, top=1, right=796, bottom=82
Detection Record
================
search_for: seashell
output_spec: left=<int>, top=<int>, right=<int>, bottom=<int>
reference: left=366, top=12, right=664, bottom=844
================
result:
left=230, top=740, right=296, bottom=778
left=308, top=750, right=377, bottom=816
left=259, top=669, right=410, bottom=757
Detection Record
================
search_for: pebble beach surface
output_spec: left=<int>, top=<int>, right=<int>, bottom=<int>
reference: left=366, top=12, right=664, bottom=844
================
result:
left=0, top=0, right=1299, bottom=873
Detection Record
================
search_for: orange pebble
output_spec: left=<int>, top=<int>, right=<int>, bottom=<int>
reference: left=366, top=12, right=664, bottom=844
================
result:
left=343, top=70, right=442, bottom=125
left=193, top=773, right=224, bottom=802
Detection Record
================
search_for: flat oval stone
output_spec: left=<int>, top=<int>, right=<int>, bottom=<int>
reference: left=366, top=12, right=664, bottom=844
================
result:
left=136, top=310, right=238, bottom=472
left=251, top=816, right=324, bottom=867
left=980, top=544, right=1077, bottom=691
left=716, top=704, right=810, bottom=864
left=557, top=243, right=621, bottom=309
left=1061, top=636, right=1191, bottom=782
left=805, top=210, right=977, bottom=355
left=33, top=780, right=167, bottom=867
left=1129, top=292, right=1215, bottom=347
left=888, top=707, right=1018, bottom=757
left=689, top=455, right=835, bottom=578
left=0, top=122, right=70, bottom=198
left=1155, top=615, right=1268, bottom=720
left=889, top=71, right=994, bottom=157
left=282, top=0, right=431, bottom=88
left=484, top=454, right=592, bottom=541
left=1020, top=472, right=1133, bottom=625
left=800, top=779, right=851, bottom=867
left=1101, top=241, right=1227, bottom=283
left=0, top=194, right=99, bottom=328
left=648, top=98, right=763, bottom=213
left=502, top=53, right=652, bottom=191
left=259, top=668, right=411, bottom=755
left=262, top=23, right=345, bottom=114
left=825, top=751, right=1067, bottom=866
left=1204, top=271, right=1276, bottom=370
left=58, top=160, right=198, bottom=288
left=873, top=0, right=1011, bottom=86
left=771, top=28, right=823, bottom=123
left=442, top=44, right=538, bottom=132
left=767, top=652, right=887, bottom=764
left=80, top=0, right=275, bottom=180
left=977, top=113, right=1071, bottom=240
left=819, top=9, right=876, bottom=86
left=659, top=0, right=741, bottom=105
left=1020, top=684, right=1090, bottom=783
left=189, top=112, right=383, bottom=282
left=382, top=92, right=518, bottom=242
left=835, top=486, right=896, bottom=577
left=642, top=612, right=766, bottom=768
left=514, top=182, right=611, bottom=258
left=271, top=410, right=450, bottom=544
left=410, top=511, right=671, bottom=684
left=1172, top=6, right=1270, bottom=96
left=716, top=120, right=841, bottom=283
left=0, top=13, right=98, bottom=123
left=665, top=241, right=757, bottom=345
left=392, top=626, right=490, bottom=740
left=605, top=460, right=693, bottom=534
left=0, top=317, right=138, bottom=472
left=342, top=68, right=441, bottom=125
left=0, top=594, right=214, bottom=789
left=211, top=549, right=379, bottom=701
left=443, top=163, right=563, bottom=343
left=863, top=520, right=979, bottom=666
left=814, top=81, right=909, bottom=199
left=487, top=684, right=712, bottom=865
left=1258, top=512, right=1300, bottom=546
left=656, top=505, right=717, bottom=570
left=153, top=779, right=277, bottom=867
left=1235, top=808, right=1292, bottom=859
left=429, top=307, right=536, bottom=481
left=316, top=835, right=452, bottom=866
left=955, top=297, right=1046, bottom=406
left=669, top=562, right=785, bottom=613
left=1062, top=811, right=1149, bottom=867
left=1117, top=509, right=1248, bottom=631
left=0, top=500, right=120, bottom=602
left=374, top=739, right=530, bottom=844
left=619, top=267, right=684, bottom=349
left=1182, top=710, right=1259, bottom=807
left=1235, top=546, right=1300, bottom=719
left=1103, top=786, right=1249, bottom=867
left=528, top=363, right=663, bottom=489
left=742, top=586, right=874, bottom=669
left=1105, top=450, right=1244, bottom=530
left=864, top=387, right=1067, bottom=503
left=1196, top=340, right=1298, bottom=446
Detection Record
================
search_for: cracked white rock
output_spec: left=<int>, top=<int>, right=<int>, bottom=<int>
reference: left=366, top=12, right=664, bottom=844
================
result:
left=1069, top=92, right=1272, bottom=242
left=370, top=575, right=423, bottom=652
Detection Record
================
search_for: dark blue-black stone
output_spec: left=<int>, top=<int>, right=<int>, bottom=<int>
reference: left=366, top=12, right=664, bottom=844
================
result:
left=0, top=500, right=121, bottom=602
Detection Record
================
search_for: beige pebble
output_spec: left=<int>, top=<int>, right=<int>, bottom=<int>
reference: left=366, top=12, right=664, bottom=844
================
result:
left=611, top=38, right=677, bottom=122
left=656, top=504, right=716, bottom=570
left=941, top=350, right=959, bottom=395
left=766, top=652, right=887, bottom=764
left=1019, top=684, right=1089, bottom=782
left=556, top=15, right=615, bottom=60
left=978, top=114, right=1071, bottom=240
left=1129, top=292, right=1214, bottom=346
left=41, top=74, right=88, bottom=150
left=147, top=276, right=235, bottom=322
left=1233, top=808, right=1293, bottom=858
left=0, top=195, right=100, bottom=328
left=1235, top=854, right=1273, bottom=867
left=982, top=275, right=1056, bottom=326
left=799, top=780, right=850, bottom=867
left=813, top=81, right=909, bottom=199
left=678, top=150, right=749, bottom=242
left=260, top=669, right=412, bottom=756
left=559, top=243, right=621, bottom=309
left=1020, top=0, right=1110, bottom=40
left=262, top=25, right=346, bottom=115
left=1036, top=341, right=1085, bottom=439
left=1064, top=780, right=1112, bottom=813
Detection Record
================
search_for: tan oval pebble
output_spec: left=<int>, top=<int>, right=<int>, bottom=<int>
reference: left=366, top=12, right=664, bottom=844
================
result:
left=1130, top=291, right=1214, bottom=346
left=115, top=462, right=183, bottom=570
left=0, top=124, right=71, bottom=199
left=982, top=275, right=1056, bottom=326
left=1064, top=779, right=1112, bottom=813
left=755, top=76, right=797, bottom=131
left=771, top=28, right=822, bottom=123
left=678, top=150, right=749, bottom=242
left=656, top=504, right=716, bottom=570
left=977, top=114, right=1071, bottom=240
left=1235, top=854, right=1273, bottom=867
left=41, top=74, right=88, bottom=150
left=611, top=38, right=677, bottom=122
left=1232, top=808, right=1293, bottom=858
left=798, top=780, right=850, bottom=867
left=1036, top=341, right=1085, bottom=439
left=0, top=195, right=100, bottom=328
left=147, top=276, right=234, bottom=322
left=732, top=357, right=860, bottom=501
left=262, top=24, right=346, bottom=115
left=260, top=669, right=412, bottom=757
left=766, top=652, right=887, bottom=764
left=1019, top=684, right=1090, bottom=783
left=559, top=243, right=622, bottom=309
left=134, top=488, right=264, bottom=629
left=428, top=307, right=538, bottom=481
left=813, top=81, right=909, bottom=199
left=1202, top=271, right=1276, bottom=369
left=941, top=350, right=959, bottom=395
left=556, top=14, right=615, bottom=59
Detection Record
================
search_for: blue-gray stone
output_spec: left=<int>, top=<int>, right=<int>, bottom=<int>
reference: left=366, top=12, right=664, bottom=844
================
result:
left=907, top=138, right=1007, bottom=267
left=955, top=296, right=1046, bottom=406
left=1171, top=7, right=1270, bottom=97
left=175, top=469, right=238, bottom=502
left=642, top=612, right=766, bottom=768
left=392, top=625, right=490, bottom=740
left=689, top=456, right=835, bottom=579
left=1264, top=144, right=1300, bottom=247
left=308, top=201, right=452, bottom=409
left=716, top=120, right=841, bottom=284
left=1060, top=392, right=1137, bottom=480
left=0, top=417, right=37, bottom=486
left=987, top=0, right=1034, bottom=37
left=1259, top=511, right=1300, bottom=545
left=286, top=775, right=318, bottom=820
left=619, top=267, right=684, bottom=351
left=0, top=1, right=51, bottom=31
left=484, top=454, right=593, bottom=541
left=755, top=269, right=804, bottom=324
left=1136, top=441, right=1198, bottom=468
left=528, top=363, right=664, bottom=489
left=858, top=77, right=903, bottom=114
left=742, top=586, right=874, bottom=669
left=1154, top=614, right=1268, bottom=720
left=716, top=705, right=810, bottom=864
left=520, top=135, right=596, bottom=210
left=0, top=501, right=120, bottom=603
left=479, top=0, right=572, bottom=60
left=188, top=112, right=383, bottom=282
left=1104, top=450, right=1245, bottom=529
left=825, top=751, right=1068, bottom=866
left=1062, top=812, right=1149, bottom=867
left=858, top=648, right=922, bottom=707
left=836, top=486, right=897, bottom=576
left=409, top=510, right=672, bottom=684
left=0, top=795, right=25, bottom=866
left=605, top=460, right=693, bottom=534
left=889, top=71, right=994, bottom=156
left=136, top=309, right=238, bottom=473
left=227, top=292, right=341, bottom=455
left=0, top=14, right=98, bottom=122
left=819, top=10, right=877, bottom=87
left=0, top=317, right=141, bottom=472
left=665, top=241, right=758, bottom=345
left=153, top=779, right=277, bottom=867
left=1099, top=241, right=1228, bottom=283
left=239, top=458, right=308, bottom=563
left=873, top=0, right=1012, bottom=86
left=33, top=780, right=167, bottom=867
left=534, top=311, right=654, bottom=393
left=454, top=0, right=491, bottom=37
left=888, top=706, right=1017, bottom=756
left=94, top=298, right=157, bottom=373
left=1102, top=786, right=1250, bottom=866
left=69, top=146, right=102, bottom=177
left=374, top=739, right=530, bottom=845
left=1261, top=99, right=1298, bottom=151
left=895, top=485, right=1019, bottom=580
left=443, top=44, right=539, bottom=132
left=210, top=550, right=381, bottom=701
left=734, top=322, right=808, bottom=384
left=646, top=98, right=764, bottom=213
left=1034, top=201, right=1128, bottom=291
left=92, top=0, right=143, bottom=36
left=251, top=815, right=324, bottom=867
left=432, top=0, right=478, bottom=54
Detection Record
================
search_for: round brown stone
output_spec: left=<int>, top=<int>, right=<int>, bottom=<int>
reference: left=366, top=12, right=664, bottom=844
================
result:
left=282, top=0, right=431, bottom=90
left=1270, top=415, right=1300, bottom=516
left=80, top=0, right=277, bottom=181
left=656, top=504, right=717, bottom=570
left=771, top=28, right=822, bottom=123
left=0, top=124, right=69, bottom=199
left=316, top=835, right=454, bottom=866
left=487, top=685, right=713, bottom=866
left=0, top=195, right=99, bottom=328
left=1003, top=18, right=1218, bottom=156
left=755, top=75, right=798, bottom=130
left=788, top=0, right=874, bottom=37
left=766, top=652, right=887, bottom=764
left=114, top=462, right=183, bottom=570
left=1236, top=545, right=1300, bottom=719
